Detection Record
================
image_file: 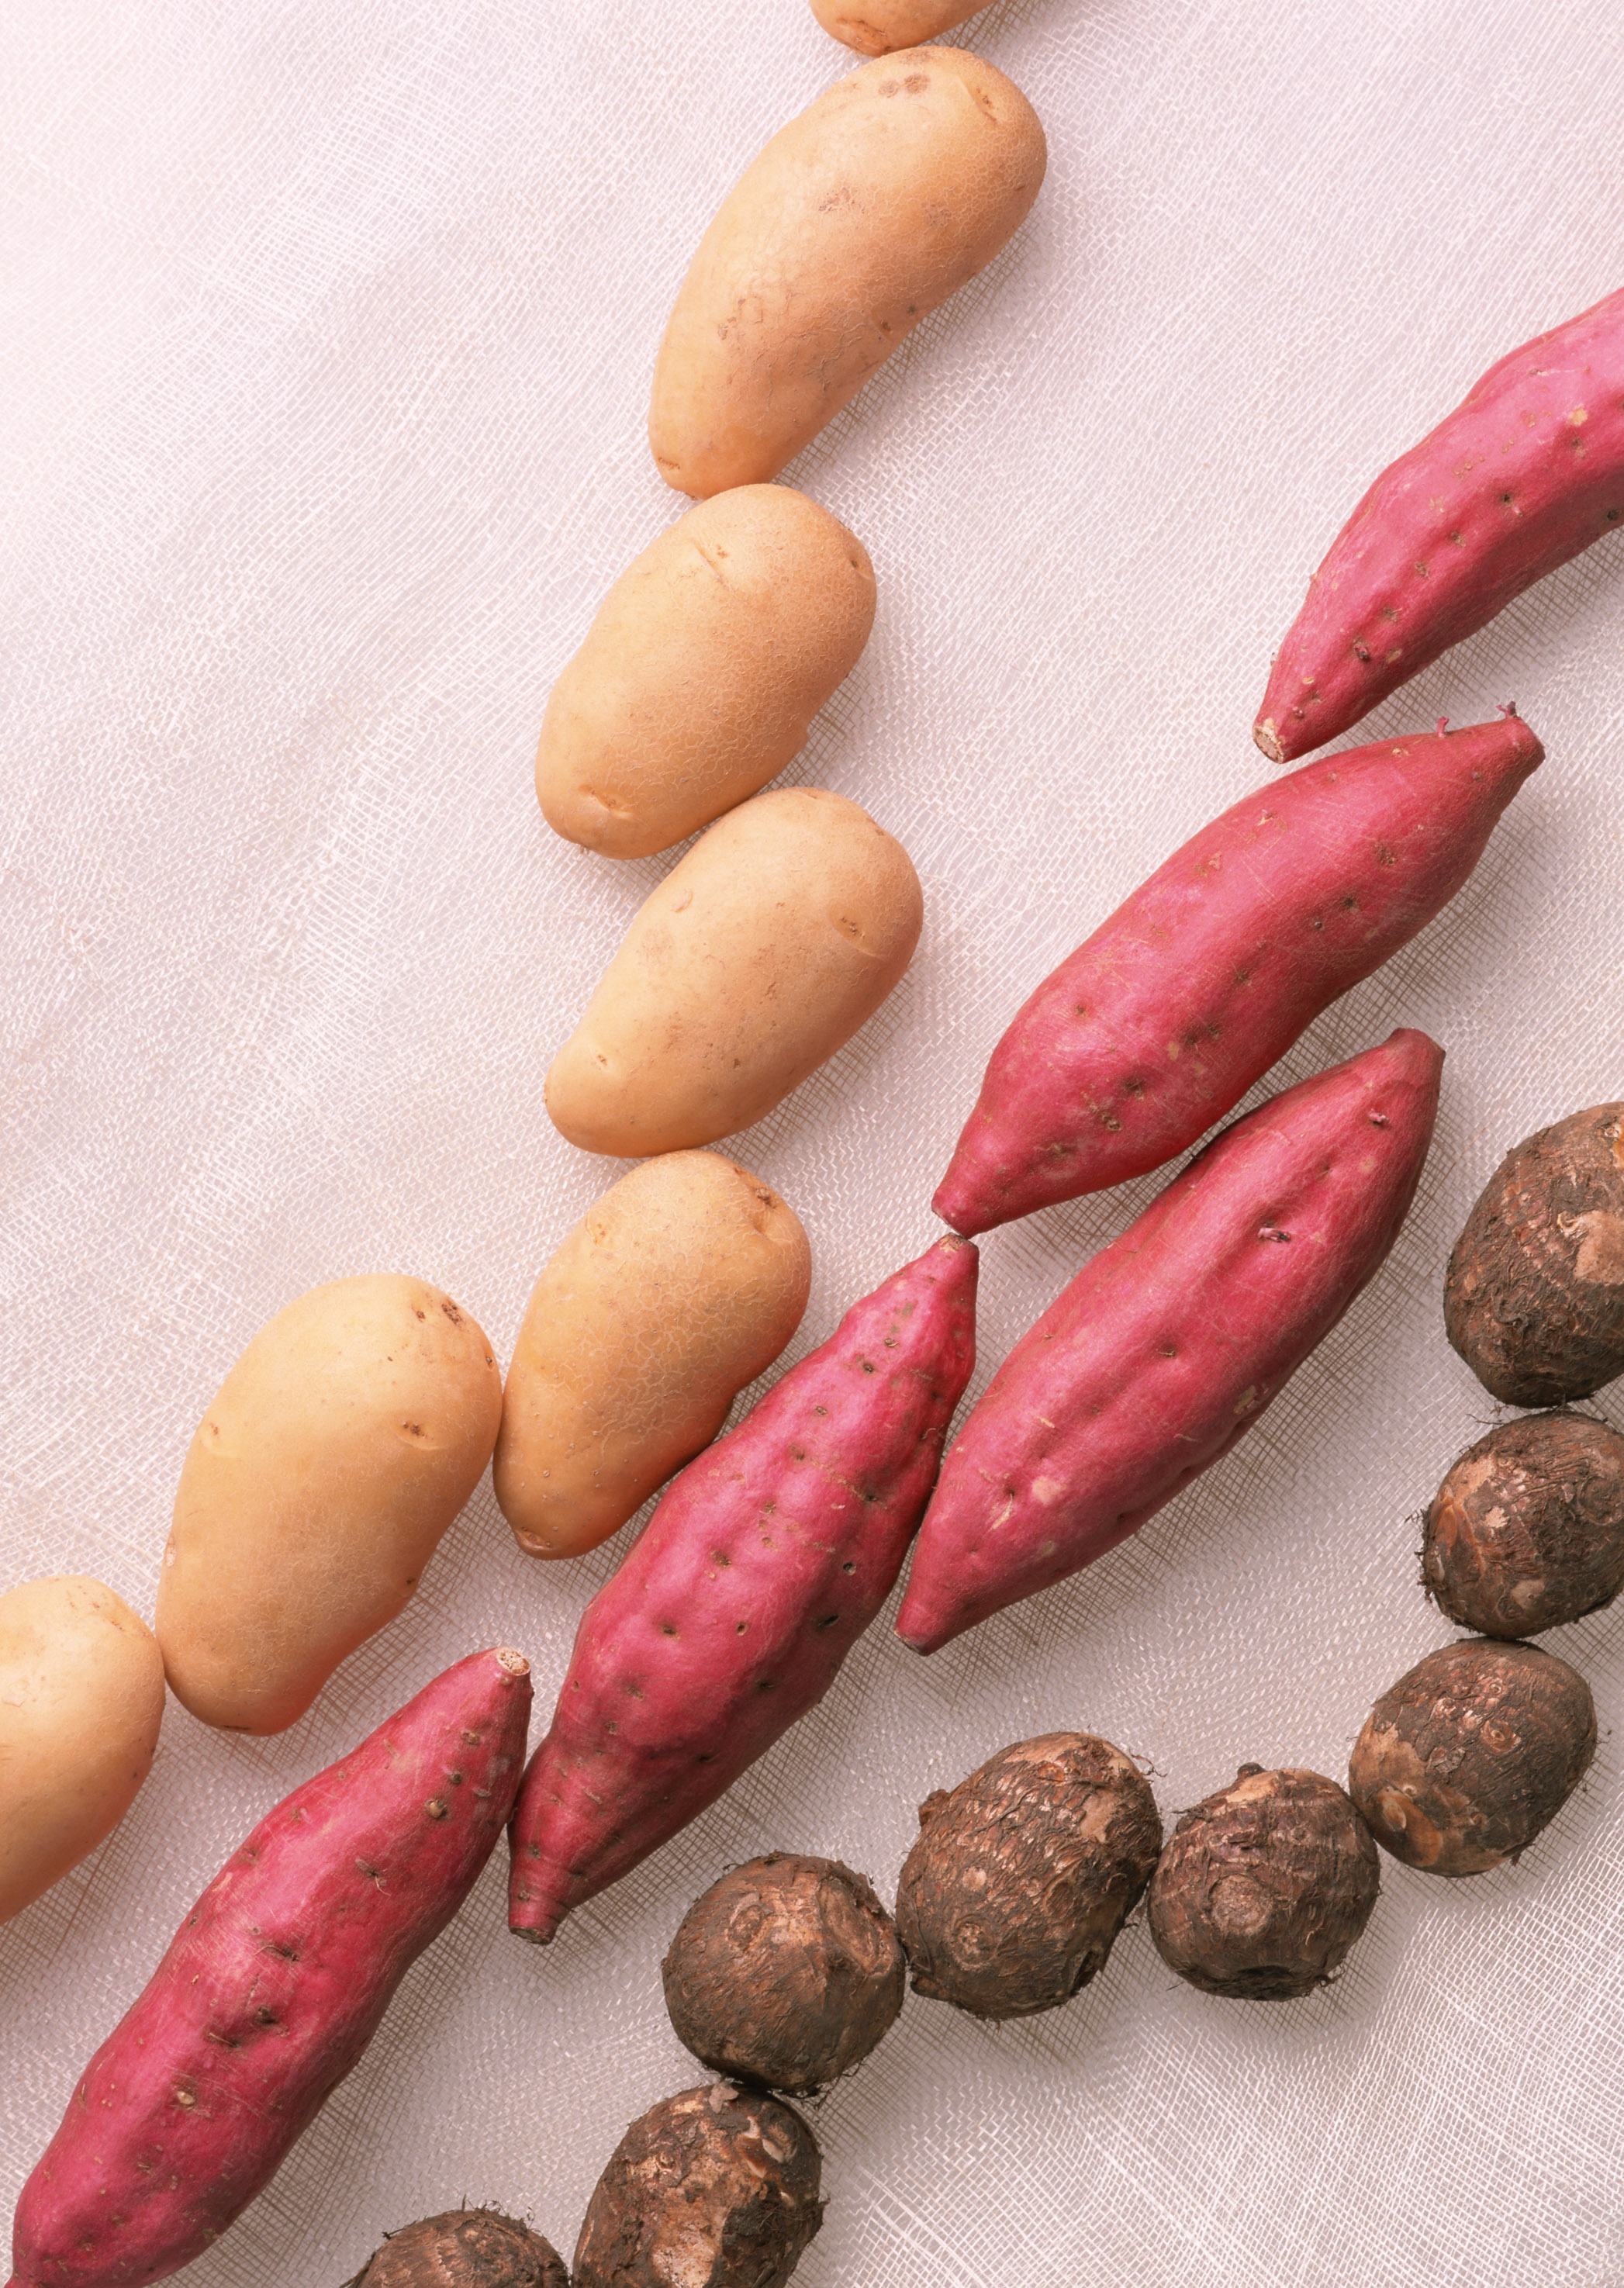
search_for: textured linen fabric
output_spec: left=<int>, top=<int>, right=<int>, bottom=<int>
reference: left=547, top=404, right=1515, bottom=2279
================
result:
left=3, top=1, right=1622, bottom=2281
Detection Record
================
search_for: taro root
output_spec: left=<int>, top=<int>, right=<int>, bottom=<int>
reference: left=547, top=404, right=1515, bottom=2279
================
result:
left=342, top=2208, right=568, bottom=2288
left=1146, top=1765, right=1379, bottom=2000
left=1422, top=1410, right=1624, bottom=1638
left=1445, top=1102, right=1624, bottom=1405
left=662, top=1851, right=905, bottom=2094
left=893, top=1731, right=1162, bottom=2020
left=1348, top=1637, right=1596, bottom=1877
left=572, top=2082, right=823, bottom=2288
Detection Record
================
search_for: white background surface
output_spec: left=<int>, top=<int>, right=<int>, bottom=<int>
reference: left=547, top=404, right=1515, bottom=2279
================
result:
left=4, top=1, right=1623, bottom=2281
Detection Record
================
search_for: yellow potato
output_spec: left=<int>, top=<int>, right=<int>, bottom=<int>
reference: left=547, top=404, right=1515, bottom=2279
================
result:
left=0, top=1575, right=165, bottom=1923
left=157, top=1275, right=502, bottom=1735
left=649, top=47, right=1045, bottom=497
left=547, top=786, right=923, bottom=1156
left=495, top=1152, right=811, bottom=1558
left=813, top=0, right=989, bottom=53
left=537, top=486, right=876, bottom=860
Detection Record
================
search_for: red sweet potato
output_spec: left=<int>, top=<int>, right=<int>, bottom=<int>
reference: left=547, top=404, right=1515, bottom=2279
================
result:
left=897, top=1032, right=1441, bottom=1654
left=933, top=717, right=1537, bottom=1235
left=508, top=1236, right=978, bottom=1943
left=1255, top=286, right=1624, bottom=763
left=8, top=1649, right=532, bottom=2288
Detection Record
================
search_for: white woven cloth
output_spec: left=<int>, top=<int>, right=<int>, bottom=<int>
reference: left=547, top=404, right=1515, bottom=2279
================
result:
left=4, top=1, right=1622, bottom=2280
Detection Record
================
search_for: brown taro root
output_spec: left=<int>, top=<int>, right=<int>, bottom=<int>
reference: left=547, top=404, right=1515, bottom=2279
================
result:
left=1422, top=1411, right=1624, bottom=1639
left=662, top=1852, right=906, bottom=2095
left=1445, top=1104, right=1624, bottom=1405
left=572, top=2082, right=824, bottom=2288
left=343, top=2209, right=568, bottom=2288
left=893, top=1732, right=1162, bottom=2020
left=1348, top=1638, right=1596, bottom=1877
left=1146, top=1766, right=1379, bottom=2000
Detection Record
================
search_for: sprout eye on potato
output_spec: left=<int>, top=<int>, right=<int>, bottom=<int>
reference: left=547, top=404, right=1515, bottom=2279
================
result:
left=157, top=1274, right=503, bottom=1736
left=494, top=1151, right=811, bottom=1560
left=650, top=47, right=1046, bottom=497
left=536, top=486, right=876, bottom=860
left=0, top=1575, right=166, bottom=1925
left=544, top=786, right=923, bottom=1158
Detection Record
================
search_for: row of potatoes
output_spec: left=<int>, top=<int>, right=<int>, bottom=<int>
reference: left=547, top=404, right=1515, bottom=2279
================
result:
left=0, top=19, right=1048, bottom=1944
left=0, top=1153, right=804, bottom=1923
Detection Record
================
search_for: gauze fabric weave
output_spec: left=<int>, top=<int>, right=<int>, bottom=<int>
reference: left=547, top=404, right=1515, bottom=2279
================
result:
left=2, top=2, right=1622, bottom=2283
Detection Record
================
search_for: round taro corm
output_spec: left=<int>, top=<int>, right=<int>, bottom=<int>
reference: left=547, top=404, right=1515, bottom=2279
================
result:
left=1348, top=1637, right=1596, bottom=1877
left=572, top=2082, right=823, bottom=2288
left=894, top=1731, right=1163, bottom=2020
left=1146, top=1766, right=1380, bottom=2000
left=662, top=1852, right=906, bottom=2094
left=1422, top=1410, right=1624, bottom=1639
left=1443, top=1101, right=1624, bottom=1406
left=341, top=2208, right=568, bottom=2288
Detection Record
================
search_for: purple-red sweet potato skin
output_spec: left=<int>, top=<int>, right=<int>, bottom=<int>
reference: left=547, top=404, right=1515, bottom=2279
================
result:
left=898, top=1032, right=1442, bottom=1654
left=9, top=1650, right=532, bottom=2288
left=508, top=1237, right=978, bottom=1941
left=1256, top=287, right=1624, bottom=762
left=934, top=718, right=1536, bottom=1234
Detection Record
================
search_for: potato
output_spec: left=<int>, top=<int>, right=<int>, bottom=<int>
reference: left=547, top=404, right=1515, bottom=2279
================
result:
left=1445, top=1102, right=1624, bottom=1404
left=536, top=487, right=876, bottom=860
left=0, top=1575, right=165, bottom=1923
left=157, top=1276, right=502, bottom=1735
left=494, top=1152, right=811, bottom=1558
left=545, top=787, right=923, bottom=1157
left=649, top=47, right=1046, bottom=497
left=812, top=0, right=989, bottom=54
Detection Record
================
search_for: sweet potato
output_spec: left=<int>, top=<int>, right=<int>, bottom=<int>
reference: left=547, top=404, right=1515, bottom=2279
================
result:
left=897, top=1031, right=1442, bottom=1654
left=507, top=1236, right=977, bottom=1942
left=8, top=1649, right=532, bottom=2288
left=1255, top=286, right=1624, bottom=762
left=934, top=717, right=1538, bottom=1235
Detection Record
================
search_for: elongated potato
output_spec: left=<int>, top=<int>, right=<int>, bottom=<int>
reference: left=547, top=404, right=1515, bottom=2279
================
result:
left=494, top=1152, right=812, bottom=1558
left=537, top=486, right=876, bottom=859
left=546, top=786, right=923, bottom=1156
left=813, top=0, right=989, bottom=54
left=157, top=1276, right=503, bottom=1735
left=0, top=1576, right=165, bottom=1923
left=650, top=48, right=1046, bottom=497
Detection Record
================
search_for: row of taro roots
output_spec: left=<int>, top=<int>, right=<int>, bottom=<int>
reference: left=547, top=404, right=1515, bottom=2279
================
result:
left=342, top=1258, right=1619, bottom=2286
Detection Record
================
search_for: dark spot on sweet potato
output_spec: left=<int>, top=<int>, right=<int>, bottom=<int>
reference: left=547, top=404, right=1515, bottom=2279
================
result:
left=441, top=1300, right=463, bottom=1324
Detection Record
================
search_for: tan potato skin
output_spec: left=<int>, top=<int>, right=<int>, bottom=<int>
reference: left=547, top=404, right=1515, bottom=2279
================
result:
left=649, top=48, right=1046, bottom=497
left=0, top=1576, right=166, bottom=1923
left=545, top=787, right=923, bottom=1156
left=494, top=1153, right=811, bottom=1558
left=537, top=487, right=876, bottom=860
left=813, top=0, right=989, bottom=54
left=157, top=1276, right=503, bottom=1735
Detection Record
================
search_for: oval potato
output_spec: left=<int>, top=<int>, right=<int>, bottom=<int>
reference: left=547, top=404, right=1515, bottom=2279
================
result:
left=494, top=1152, right=811, bottom=1558
left=157, top=1276, right=503, bottom=1735
left=813, top=0, right=990, bottom=54
left=546, top=787, right=923, bottom=1156
left=650, top=48, right=1046, bottom=497
left=537, top=486, right=876, bottom=859
left=0, top=1576, right=166, bottom=1923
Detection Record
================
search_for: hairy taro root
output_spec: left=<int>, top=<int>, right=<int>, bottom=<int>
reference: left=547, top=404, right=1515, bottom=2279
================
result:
left=894, top=1732, right=1163, bottom=2020
left=1348, top=1638, right=1596, bottom=1876
left=572, top=2082, right=823, bottom=2288
left=1445, top=1103, right=1624, bottom=1405
left=1423, top=1411, right=1624, bottom=1638
left=663, top=1853, right=905, bottom=2094
left=1147, top=1766, right=1379, bottom=1999
left=343, top=2208, right=568, bottom=2288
